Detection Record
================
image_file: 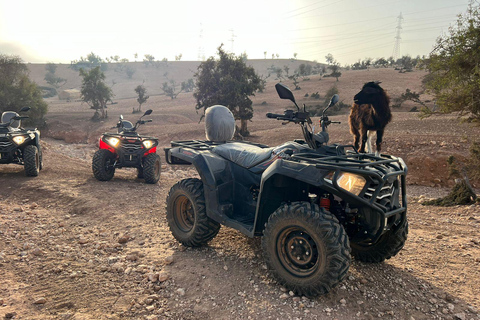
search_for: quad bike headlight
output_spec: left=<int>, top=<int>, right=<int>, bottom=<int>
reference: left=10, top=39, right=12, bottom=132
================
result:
left=142, top=140, right=155, bottom=149
left=336, top=172, right=366, bottom=196
left=106, top=137, right=120, bottom=147
left=12, top=135, right=27, bottom=145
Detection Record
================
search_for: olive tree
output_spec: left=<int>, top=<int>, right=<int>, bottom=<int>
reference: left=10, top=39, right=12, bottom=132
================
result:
left=134, top=84, right=149, bottom=113
left=79, top=67, right=113, bottom=120
left=194, top=45, right=263, bottom=137
left=422, top=0, right=480, bottom=120
left=0, top=54, right=47, bottom=124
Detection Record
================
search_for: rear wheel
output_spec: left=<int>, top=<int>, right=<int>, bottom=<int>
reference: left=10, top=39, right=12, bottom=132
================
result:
left=143, top=153, right=161, bottom=184
left=166, top=178, right=220, bottom=247
left=92, top=149, right=116, bottom=181
left=351, top=219, right=408, bottom=263
left=24, top=145, right=40, bottom=177
left=262, top=202, right=351, bottom=297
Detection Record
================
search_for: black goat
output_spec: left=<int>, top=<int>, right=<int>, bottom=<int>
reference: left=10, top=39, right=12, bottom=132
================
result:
left=349, top=81, right=392, bottom=154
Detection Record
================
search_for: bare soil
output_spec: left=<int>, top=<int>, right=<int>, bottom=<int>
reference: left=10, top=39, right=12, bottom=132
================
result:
left=1, top=66, right=479, bottom=320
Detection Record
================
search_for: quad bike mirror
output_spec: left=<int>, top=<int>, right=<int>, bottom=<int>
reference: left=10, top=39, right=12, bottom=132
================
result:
left=275, top=83, right=295, bottom=103
left=19, top=107, right=31, bottom=112
left=323, top=94, right=340, bottom=115
left=330, top=94, right=339, bottom=106
left=143, top=109, right=153, bottom=116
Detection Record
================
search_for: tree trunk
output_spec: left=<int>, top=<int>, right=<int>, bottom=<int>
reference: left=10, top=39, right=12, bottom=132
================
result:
left=239, top=119, right=249, bottom=137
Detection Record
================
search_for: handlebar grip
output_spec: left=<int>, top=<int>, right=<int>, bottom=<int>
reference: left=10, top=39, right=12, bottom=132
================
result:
left=146, top=119, right=152, bottom=122
left=266, top=113, right=286, bottom=119
left=331, top=121, right=341, bottom=124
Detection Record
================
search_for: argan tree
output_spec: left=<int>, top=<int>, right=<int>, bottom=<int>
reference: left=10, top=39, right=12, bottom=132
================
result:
left=79, top=66, right=113, bottom=120
left=194, top=45, right=262, bottom=137
left=325, top=53, right=342, bottom=81
left=181, top=79, right=194, bottom=92
left=44, top=62, right=66, bottom=89
left=134, top=84, right=149, bottom=113
left=423, top=0, right=480, bottom=120
left=70, top=52, right=107, bottom=71
left=162, top=76, right=181, bottom=99
left=0, top=54, right=48, bottom=124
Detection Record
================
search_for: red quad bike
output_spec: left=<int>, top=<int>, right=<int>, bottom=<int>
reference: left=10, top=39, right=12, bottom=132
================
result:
left=92, top=109, right=161, bottom=184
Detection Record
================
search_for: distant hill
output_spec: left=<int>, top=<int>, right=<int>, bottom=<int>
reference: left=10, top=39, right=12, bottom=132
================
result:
left=26, top=59, right=322, bottom=100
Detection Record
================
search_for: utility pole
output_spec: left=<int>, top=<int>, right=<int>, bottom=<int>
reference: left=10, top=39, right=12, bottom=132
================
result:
left=392, top=12, right=403, bottom=61
left=229, top=29, right=236, bottom=53
left=198, top=23, right=205, bottom=61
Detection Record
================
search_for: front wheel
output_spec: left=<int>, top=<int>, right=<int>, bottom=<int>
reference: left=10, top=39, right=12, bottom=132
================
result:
left=24, top=145, right=40, bottom=177
left=262, top=202, right=351, bottom=297
left=92, top=149, right=116, bottom=181
left=351, top=219, right=408, bottom=263
left=143, top=153, right=161, bottom=184
left=166, top=178, right=220, bottom=247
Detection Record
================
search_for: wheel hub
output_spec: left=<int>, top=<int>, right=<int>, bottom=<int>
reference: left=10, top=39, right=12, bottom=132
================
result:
left=286, top=233, right=314, bottom=266
left=277, top=227, right=319, bottom=277
left=174, top=196, right=194, bottom=232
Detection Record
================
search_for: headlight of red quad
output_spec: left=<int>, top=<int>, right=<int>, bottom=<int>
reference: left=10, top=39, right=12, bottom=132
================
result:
left=142, top=140, right=156, bottom=149
left=105, top=137, right=120, bottom=147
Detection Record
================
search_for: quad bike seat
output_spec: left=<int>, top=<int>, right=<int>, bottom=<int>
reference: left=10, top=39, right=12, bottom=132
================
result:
left=212, top=142, right=274, bottom=169
left=1, top=111, right=21, bottom=130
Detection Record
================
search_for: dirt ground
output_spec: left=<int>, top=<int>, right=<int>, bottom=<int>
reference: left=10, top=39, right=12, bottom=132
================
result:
left=1, top=67, right=480, bottom=319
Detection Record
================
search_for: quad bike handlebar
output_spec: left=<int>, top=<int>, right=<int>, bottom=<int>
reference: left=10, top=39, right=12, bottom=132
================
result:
left=271, top=83, right=340, bottom=150
left=113, top=110, right=153, bottom=133
left=266, top=110, right=310, bottom=124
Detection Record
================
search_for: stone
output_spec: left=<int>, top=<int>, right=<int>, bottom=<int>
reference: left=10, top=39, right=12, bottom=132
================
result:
left=126, top=254, right=138, bottom=261
left=158, top=272, right=169, bottom=282
left=32, top=248, right=44, bottom=256
left=118, top=234, right=130, bottom=244
left=146, top=305, right=155, bottom=312
left=164, top=255, right=174, bottom=265
left=176, top=288, right=185, bottom=296
left=33, top=297, right=47, bottom=304
left=280, top=293, right=289, bottom=299
left=147, top=273, right=158, bottom=282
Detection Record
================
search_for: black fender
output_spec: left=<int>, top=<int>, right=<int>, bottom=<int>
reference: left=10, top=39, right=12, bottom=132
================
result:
left=252, top=159, right=406, bottom=236
left=253, top=159, right=331, bottom=235
left=168, top=147, right=245, bottom=230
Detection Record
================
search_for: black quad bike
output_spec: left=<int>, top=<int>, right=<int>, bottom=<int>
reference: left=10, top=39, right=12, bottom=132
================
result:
left=164, top=84, right=408, bottom=296
left=0, top=107, right=43, bottom=176
left=92, top=109, right=161, bottom=184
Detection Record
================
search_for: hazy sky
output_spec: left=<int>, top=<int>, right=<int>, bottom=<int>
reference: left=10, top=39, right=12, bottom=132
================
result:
left=0, top=0, right=470, bottom=65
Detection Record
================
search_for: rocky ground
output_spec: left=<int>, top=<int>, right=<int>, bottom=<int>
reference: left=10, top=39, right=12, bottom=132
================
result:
left=1, top=68, right=480, bottom=319
left=0, top=139, right=479, bottom=320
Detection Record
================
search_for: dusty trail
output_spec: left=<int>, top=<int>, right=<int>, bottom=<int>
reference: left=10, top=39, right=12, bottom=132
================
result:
left=0, top=138, right=479, bottom=320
